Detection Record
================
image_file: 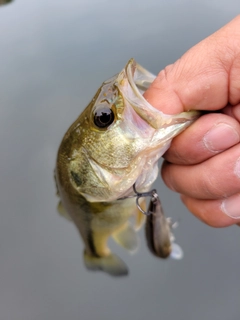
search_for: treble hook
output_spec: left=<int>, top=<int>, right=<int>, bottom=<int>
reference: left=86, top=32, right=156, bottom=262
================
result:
left=118, top=183, right=159, bottom=216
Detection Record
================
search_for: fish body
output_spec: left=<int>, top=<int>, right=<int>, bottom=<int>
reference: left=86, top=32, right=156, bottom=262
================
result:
left=55, top=59, right=199, bottom=275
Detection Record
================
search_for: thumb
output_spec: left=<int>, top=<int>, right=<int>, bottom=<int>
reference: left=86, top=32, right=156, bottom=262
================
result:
left=144, top=15, right=240, bottom=114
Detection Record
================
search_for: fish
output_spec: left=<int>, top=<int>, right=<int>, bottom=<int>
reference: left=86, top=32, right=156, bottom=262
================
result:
left=55, top=59, right=199, bottom=275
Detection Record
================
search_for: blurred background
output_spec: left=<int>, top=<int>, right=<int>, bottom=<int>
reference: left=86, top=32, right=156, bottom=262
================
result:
left=0, top=1, right=239, bottom=319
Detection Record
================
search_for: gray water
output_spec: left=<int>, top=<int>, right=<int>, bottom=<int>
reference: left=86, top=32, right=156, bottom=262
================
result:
left=1, top=1, right=240, bottom=319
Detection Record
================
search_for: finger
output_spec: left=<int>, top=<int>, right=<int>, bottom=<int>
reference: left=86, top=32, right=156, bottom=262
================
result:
left=222, top=104, right=240, bottom=123
left=143, top=15, right=240, bottom=114
left=163, top=113, right=240, bottom=165
left=181, top=194, right=240, bottom=228
left=161, top=144, right=240, bottom=199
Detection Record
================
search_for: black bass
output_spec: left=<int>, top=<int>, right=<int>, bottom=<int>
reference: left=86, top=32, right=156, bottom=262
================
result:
left=55, top=59, right=199, bottom=275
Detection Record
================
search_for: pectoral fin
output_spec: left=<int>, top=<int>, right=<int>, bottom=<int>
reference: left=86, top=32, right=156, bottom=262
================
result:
left=112, top=222, right=139, bottom=253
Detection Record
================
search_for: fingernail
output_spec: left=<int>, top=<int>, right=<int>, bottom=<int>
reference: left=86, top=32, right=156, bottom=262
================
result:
left=221, top=194, right=240, bottom=219
left=234, top=157, right=240, bottom=179
left=203, top=123, right=239, bottom=152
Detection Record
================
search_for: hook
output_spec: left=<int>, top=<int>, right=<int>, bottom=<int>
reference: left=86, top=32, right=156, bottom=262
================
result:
left=118, top=184, right=159, bottom=216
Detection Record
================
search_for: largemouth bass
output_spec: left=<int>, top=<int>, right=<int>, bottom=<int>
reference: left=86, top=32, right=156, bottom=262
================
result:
left=55, top=59, right=199, bottom=275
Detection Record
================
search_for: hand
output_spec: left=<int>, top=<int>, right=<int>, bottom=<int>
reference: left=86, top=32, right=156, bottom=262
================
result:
left=144, top=15, right=240, bottom=227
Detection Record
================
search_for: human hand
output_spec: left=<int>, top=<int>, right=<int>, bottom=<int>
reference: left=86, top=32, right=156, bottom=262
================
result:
left=144, top=16, right=240, bottom=227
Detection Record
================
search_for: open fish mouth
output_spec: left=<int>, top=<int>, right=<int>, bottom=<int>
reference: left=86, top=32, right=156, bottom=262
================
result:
left=116, top=58, right=199, bottom=130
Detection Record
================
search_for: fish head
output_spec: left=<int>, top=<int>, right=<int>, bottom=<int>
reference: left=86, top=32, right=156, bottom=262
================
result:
left=56, top=59, right=199, bottom=202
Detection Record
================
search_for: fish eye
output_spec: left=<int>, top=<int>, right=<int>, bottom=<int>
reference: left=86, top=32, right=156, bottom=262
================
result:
left=93, top=107, right=114, bottom=128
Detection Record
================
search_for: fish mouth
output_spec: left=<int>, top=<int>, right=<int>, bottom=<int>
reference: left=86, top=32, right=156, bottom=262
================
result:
left=118, top=59, right=163, bottom=129
left=126, top=58, right=155, bottom=94
left=116, top=59, right=200, bottom=130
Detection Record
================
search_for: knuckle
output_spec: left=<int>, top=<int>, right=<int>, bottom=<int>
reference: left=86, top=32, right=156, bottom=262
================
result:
left=200, top=169, right=225, bottom=199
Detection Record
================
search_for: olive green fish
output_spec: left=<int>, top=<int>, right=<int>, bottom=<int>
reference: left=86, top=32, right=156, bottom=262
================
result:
left=55, top=59, right=199, bottom=275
